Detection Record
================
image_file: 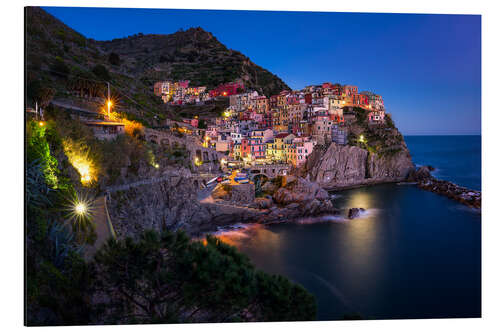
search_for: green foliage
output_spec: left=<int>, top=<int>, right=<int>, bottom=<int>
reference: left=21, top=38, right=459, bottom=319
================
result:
left=50, top=57, right=70, bottom=78
left=108, top=52, right=121, bottom=66
left=385, top=114, right=396, bottom=129
left=27, top=80, right=56, bottom=107
left=26, top=136, right=93, bottom=326
left=93, top=230, right=317, bottom=323
left=198, top=118, right=207, bottom=129
left=92, top=64, right=111, bottom=81
left=27, top=120, right=59, bottom=188
left=255, top=271, right=317, bottom=321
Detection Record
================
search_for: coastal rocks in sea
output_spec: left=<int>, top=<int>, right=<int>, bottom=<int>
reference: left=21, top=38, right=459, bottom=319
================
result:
left=406, top=166, right=481, bottom=209
left=348, top=208, right=366, bottom=219
left=417, top=178, right=481, bottom=209
left=406, top=165, right=433, bottom=182
left=302, top=142, right=414, bottom=189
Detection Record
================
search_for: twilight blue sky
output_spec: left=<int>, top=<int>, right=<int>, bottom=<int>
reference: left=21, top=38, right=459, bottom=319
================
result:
left=43, top=7, right=481, bottom=135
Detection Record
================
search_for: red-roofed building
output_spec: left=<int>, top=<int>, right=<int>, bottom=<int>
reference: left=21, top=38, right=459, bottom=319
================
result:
left=209, top=81, right=244, bottom=97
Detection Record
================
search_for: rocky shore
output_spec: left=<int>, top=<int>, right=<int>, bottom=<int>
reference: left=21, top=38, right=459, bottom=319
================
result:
left=300, top=141, right=415, bottom=190
left=105, top=164, right=480, bottom=241
left=105, top=167, right=344, bottom=239
left=406, top=166, right=481, bottom=209
left=212, top=176, right=341, bottom=225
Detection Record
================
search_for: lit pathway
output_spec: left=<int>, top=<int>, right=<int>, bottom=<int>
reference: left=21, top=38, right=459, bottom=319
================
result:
left=84, top=196, right=115, bottom=261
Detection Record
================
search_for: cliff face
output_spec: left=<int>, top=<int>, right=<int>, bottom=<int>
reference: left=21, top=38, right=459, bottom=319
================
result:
left=106, top=169, right=264, bottom=238
left=302, top=142, right=414, bottom=189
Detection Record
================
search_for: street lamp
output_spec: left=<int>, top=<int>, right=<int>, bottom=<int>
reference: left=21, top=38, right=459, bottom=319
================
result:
left=107, top=100, right=113, bottom=119
left=75, top=202, right=87, bottom=216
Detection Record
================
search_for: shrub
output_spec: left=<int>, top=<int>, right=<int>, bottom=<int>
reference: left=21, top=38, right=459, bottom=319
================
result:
left=108, top=52, right=120, bottom=66
left=92, top=64, right=111, bottom=81
left=92, top=230, right=317, bottom=324
left=50, top=57, right=70, bottom=78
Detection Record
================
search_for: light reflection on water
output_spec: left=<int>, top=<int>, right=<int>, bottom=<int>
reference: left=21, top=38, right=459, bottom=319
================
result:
left=212, top=184, right=481, bottom=320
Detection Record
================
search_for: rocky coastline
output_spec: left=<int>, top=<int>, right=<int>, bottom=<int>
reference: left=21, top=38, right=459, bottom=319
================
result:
left=105, top=157, right=480, bottom=241
left=406, top=166, right=481, bottom=209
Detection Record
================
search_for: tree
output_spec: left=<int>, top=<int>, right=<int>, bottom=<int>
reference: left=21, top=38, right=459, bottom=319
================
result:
left=50, top=57, right=69, bottom=78
left=27, top=80, right=56, bottom=107
left=92, top=64, right=111, bottom=81
left=93, top=230, right=317, bottom=324
left=108, top=52, right=120, bottom=66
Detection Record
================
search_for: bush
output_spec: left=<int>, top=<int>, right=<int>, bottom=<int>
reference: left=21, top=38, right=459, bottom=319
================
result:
left=92, top=64, right=111, bottom=81
left=50, top=57, right=70, bottom=78
left=93, top=230, right=317, bottom=324
left=108, top=52, right=120, bottom=66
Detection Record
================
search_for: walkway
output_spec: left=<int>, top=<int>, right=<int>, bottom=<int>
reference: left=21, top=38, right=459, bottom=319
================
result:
left=85, top=196, right=115, bottom=261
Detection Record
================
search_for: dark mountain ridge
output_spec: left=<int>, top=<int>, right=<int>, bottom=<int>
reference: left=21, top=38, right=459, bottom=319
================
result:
left=25, top=7, right=290, bottom=125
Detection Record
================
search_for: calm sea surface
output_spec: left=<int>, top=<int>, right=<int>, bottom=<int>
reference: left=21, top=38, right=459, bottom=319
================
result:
left=405, top=135, right=481, bottom=190
left=219, top=135, right=481, bottom=320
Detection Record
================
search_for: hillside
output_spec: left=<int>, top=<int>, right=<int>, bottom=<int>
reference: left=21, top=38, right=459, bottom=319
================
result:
left=98, top=28, right=290, bottom=96
left=25, top=7, right=290, bottom=126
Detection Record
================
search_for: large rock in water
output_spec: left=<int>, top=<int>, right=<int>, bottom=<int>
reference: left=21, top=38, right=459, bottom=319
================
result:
left=406, top=165, right=433, bottom=182
left=348, top=208, right=365, bottom=219
left=273, top=177, right=330, bottom=205
left=302, top=142, right=414, bottom=189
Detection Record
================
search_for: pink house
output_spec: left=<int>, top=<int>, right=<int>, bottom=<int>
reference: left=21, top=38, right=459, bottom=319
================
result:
left=294, top=137, right=316, bottom=166
left=182, top=118, right=199, bottom=128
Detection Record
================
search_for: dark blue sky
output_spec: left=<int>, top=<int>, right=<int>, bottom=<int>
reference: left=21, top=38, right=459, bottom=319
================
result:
left=43, top=7, right=481, bottom=135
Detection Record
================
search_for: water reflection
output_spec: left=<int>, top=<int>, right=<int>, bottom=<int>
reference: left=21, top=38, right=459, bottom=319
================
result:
left=208, top=184, right=481, bottom=320
left=215, top=224, right=282, bottom=251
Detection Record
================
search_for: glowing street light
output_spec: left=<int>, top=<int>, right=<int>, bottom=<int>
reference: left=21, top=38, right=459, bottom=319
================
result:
left=75, top=202, right=87, bottom=216
left=106, top=100, right=113, bottom=119
left=38, top=121, right=45, bottom=127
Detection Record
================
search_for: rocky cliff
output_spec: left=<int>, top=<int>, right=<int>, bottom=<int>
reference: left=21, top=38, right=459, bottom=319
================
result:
left=301, top=141, right=414, bottom=190
left=106, top=169, right=264, bottom=238
left=106, top=169, right=341, bottom=238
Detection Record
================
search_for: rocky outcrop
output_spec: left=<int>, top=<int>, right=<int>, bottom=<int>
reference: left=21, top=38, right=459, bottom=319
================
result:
left=406, top=165, right=433, bottom=182
left=348, top=208, right=365, bottom=219
left=106, top=170, right=340, bottom=238
left=407, top=166, right=481, bottom=209
left=301, top=142, right=414, bottom=189
left=273, top=177, right=330, bottom=205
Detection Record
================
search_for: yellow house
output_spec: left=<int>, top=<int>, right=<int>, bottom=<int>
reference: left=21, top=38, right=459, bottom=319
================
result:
left=273, top=133, right=295, bottom=162
left=232, top=143, right=242, bottom=160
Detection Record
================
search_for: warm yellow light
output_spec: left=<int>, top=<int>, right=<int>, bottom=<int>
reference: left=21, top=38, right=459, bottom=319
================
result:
left=107, top=100, right=113, bottom=108
left=75, top=202, right=87, bottom=215
left=359, top=135, right=365, bottom=142
left=63, top=139, right=96, bottom=186
left=154, top=163, right=159, bottom=169
left=81, top=173, right=91, bottom=183
left=38, top=121, right=45, bottom=127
